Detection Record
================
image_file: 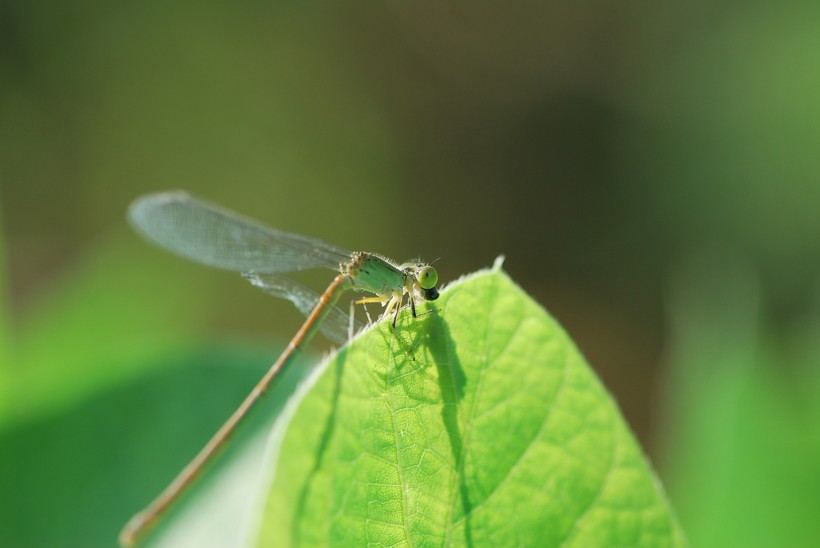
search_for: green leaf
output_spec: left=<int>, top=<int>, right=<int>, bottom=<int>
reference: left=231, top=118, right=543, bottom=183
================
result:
left=137, top=345, right=319, bottom=548
left=1, top=237, right=216, bottom=428
left=259, top=261, right=685, bottom=546
left=659, top=250, right=820, bottom=546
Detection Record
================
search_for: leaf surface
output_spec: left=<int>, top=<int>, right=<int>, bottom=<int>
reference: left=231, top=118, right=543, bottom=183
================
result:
left=259, top=263, right=685, bottom=546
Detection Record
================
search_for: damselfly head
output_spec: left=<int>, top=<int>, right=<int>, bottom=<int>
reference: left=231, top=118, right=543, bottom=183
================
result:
left=413, top=264, right=439, bottom=301
left=400, top=262, right=440, bottom=301
left=416, top=265, right=438, bottom=290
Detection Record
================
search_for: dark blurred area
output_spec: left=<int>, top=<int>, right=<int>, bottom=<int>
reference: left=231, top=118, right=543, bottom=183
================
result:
left=1, top=1, right=819, bottom=546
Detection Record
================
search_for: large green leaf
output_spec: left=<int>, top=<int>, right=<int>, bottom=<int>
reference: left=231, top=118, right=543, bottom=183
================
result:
left=259, top=261, right=685, bottom=546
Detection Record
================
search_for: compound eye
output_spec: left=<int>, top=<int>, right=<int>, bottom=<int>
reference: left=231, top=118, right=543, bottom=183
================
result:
left=416, top=266, right=438, bottom=290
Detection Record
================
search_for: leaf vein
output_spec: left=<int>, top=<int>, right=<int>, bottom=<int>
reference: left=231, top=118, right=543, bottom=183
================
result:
left=456, top=336, right=570, bottom=522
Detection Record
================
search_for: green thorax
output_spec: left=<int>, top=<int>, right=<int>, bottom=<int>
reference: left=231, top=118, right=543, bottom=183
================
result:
left=343, top=252, right=407, bottom=297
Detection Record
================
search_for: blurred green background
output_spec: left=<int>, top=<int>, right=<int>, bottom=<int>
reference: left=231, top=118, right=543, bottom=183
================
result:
left=2, top=1, right=819, bottom=546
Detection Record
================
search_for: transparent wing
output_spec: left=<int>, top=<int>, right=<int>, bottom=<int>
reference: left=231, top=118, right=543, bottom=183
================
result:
left=128, top=191, right=351, bottom=273
left=243, top=272, right=364, bottom=345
